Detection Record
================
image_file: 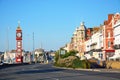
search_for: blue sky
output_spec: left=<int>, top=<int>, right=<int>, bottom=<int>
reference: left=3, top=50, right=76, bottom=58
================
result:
left=0, top=0, right=120, bottom=51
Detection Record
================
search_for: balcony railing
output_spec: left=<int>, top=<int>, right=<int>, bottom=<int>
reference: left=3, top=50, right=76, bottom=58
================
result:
left=114, top=44, right=120, bottom=49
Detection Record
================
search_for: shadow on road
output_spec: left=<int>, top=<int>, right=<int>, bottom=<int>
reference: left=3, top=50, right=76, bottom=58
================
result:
left=15, top=68, right=65, bottom=74
left=0, top=63, right=30, bottom=69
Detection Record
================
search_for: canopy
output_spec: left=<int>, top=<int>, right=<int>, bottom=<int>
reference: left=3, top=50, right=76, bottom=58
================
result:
left=109, top=54, right=120, bottom=60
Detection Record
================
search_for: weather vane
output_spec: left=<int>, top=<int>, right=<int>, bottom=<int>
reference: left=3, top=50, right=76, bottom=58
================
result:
left=18, top=20, right=20, bottom=27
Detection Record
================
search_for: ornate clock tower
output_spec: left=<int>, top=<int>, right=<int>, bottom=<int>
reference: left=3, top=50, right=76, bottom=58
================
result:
left=16, top=23, right=23, bottom=63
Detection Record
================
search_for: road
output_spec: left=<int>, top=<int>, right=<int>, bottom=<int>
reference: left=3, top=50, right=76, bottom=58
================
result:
left=0, top=63, right=120, bottom=80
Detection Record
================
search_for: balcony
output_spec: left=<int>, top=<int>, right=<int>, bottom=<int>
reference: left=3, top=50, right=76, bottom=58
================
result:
left=114, top=44, right=120, bottom=49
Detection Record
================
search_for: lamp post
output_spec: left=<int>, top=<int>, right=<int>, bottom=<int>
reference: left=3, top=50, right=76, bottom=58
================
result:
left=32, top=32, right=35, bottom=62
left=7, top=27, right=9, bottom=52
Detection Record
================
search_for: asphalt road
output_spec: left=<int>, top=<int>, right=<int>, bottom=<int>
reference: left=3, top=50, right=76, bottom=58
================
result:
left=0, top=63, right=120, bottom=80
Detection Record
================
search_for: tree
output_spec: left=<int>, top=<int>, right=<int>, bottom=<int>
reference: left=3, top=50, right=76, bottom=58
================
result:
left=61, top=50, right=78, bottom=58
left=54, top=51, right=59, bottom=62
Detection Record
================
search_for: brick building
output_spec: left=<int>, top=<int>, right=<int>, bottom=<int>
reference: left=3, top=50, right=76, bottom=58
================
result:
left=102, top=14, right=115, bottom=60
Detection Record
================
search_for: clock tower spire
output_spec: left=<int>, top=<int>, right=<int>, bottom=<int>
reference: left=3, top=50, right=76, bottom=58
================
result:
left=16, top=22, right=23, bottom=63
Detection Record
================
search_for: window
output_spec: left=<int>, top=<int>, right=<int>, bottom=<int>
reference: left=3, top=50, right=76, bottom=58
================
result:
left=82, top=37, right=83, bottom=40
left=81, top=31, right=83, bottom=35
left=108, top=41, right=111, bottom=47
left=106, top=33, right=108, bottom=37
left=108, top=32, right=110, bottom=38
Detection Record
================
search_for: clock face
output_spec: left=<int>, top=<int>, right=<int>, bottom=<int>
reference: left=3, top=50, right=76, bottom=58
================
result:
left=18, top=42, right=21, bottom=45
left=17, top=49, right=21, bottom=52
left=17, top=33, right=21, bottom=37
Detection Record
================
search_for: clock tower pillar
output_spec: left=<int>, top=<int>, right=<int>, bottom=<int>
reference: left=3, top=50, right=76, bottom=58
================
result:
left=16, top=23, right=23, bottom=63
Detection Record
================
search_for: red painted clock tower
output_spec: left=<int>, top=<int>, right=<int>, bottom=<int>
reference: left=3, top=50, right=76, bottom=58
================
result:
left=16, top=24, right=23, bottom=63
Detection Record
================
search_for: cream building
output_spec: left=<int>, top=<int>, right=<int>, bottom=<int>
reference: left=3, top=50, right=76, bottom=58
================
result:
left=71, top=22, right=86, bottom=57
left=111, top=14, right=120, bottom=60
left=63, top=43, right=71, bottom=52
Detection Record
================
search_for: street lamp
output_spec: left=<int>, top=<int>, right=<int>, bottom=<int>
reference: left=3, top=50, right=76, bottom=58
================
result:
left=7, top=27, right=10, bottom=52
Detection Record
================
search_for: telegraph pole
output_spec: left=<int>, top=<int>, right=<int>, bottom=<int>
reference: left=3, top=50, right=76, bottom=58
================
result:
left=7, top=27, right=9, bottom=52
left=33, top=32, right=35, bottom=51
left=32, top=32, right=35, bottom=62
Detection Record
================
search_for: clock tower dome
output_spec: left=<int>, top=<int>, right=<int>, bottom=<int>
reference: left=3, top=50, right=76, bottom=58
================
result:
left=16, top=23, right=23, bottom=63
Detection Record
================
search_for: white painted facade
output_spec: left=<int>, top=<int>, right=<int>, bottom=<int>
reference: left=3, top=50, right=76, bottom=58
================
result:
left=91, top=32, right=100, bottom=50
left=91, top=32, right=100, bottom=59
left=113, top=20, right=120, bottom=58
left=85, top=39, right=90, bottom=53
left=85, top=29, right=103, bottom=60
left=114, top=20, right=120, bottom=47
left=4, top=51, right=16, bottom=63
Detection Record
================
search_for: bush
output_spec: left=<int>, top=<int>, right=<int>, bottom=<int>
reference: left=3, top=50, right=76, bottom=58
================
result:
left=54, top=56, right=90, bottom=69
left=54, top=51, right=59, bottom=62
left=61, top=50, right=78, bottom=58
left=54, top=50, right=90, bottom=69
left=72, top=58, right=90, bottom=69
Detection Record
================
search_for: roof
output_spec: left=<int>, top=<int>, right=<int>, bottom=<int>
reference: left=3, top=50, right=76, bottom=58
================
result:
left=0, top=52, right=4, bottom=54
left=17, top=26, right=21, bottom=30
left=35, top=48, right=44, bottom=52
left=92, top=27, right=100, bottom=33
left=10, top=50, right=16, bottom=53
left=77, top=22, right=86, bottom=30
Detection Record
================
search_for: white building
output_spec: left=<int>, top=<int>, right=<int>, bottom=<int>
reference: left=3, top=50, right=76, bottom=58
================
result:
left=112, top=19, right=120, bottom=60
left=23, top=51, right=31, bottom=63
left=85, top=39, right=92, bottom=59
left=34, top=48, right=45, bottom=63
left=91, top=30, right=103, bottom=60
left=90, top=31, right=100, bottom=59
left=85, top=39, right=90, bottom=53
left=85, top=27, right=103, bottom=60
left=4, top=50, right=16, bottom=64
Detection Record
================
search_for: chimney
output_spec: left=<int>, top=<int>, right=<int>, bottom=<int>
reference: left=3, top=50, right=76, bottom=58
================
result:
left=108, top=14, right=114, bottom=24
left=104, top=20, right=108, bottom=25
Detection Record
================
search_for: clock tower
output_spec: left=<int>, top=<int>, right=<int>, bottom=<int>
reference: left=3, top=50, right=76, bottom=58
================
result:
left=16, top=23, right=23, bottom=63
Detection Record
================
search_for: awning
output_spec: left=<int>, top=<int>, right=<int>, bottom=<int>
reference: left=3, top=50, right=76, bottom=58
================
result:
left=105, top=50, right=115, bottom=52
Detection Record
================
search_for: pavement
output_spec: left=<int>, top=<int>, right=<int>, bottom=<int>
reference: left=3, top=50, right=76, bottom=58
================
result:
left=76, top=68, right=120, bottom=73
left=54, top=66, right=120, bottom=73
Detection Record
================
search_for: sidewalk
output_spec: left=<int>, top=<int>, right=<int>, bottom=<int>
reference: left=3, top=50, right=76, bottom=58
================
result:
left=54, top=66, right=120, bottom=73
left=76, top=68, right=120, bottom=73
left=96, top=69, right=120, bottom=73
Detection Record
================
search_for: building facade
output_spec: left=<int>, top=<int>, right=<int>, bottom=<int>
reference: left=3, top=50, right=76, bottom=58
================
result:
left=112, top=13, right=120, bottom=60
left=85, top=27, right=104, bottom=60
left=102, top=14, right=115, bottom=60
left=69, top=22, right=87, bottom=57
left=63, top=13, right=120, bottom=61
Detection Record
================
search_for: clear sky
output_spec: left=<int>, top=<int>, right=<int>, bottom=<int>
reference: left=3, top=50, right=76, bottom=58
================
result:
left=0, top=0, right=120, bottom=51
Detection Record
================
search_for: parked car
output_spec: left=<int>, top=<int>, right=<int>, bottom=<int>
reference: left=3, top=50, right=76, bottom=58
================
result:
left=0, top=61, right=4, bottom=65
